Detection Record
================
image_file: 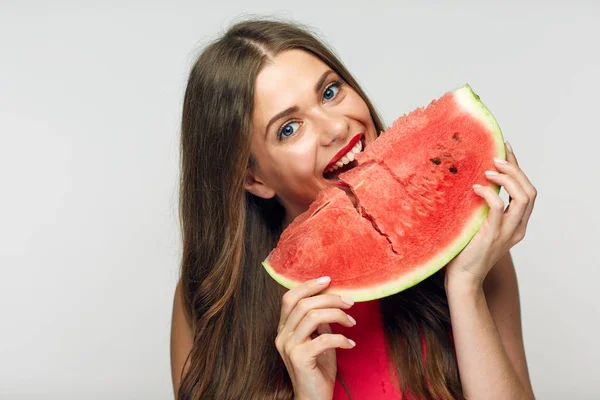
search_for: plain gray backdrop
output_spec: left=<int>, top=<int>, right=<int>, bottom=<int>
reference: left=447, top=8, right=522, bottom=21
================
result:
left=1, top=1, right=598, bottom=399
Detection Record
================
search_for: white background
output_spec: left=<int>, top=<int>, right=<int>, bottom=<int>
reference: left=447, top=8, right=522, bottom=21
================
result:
left=1, top=1, right=598, bottom=399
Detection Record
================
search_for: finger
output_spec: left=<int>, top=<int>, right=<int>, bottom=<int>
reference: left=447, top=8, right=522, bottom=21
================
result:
left=311, top=322, right=332, bottom=341
left=284, top=294, right=354, bottom=335
left=483, top=170, right=529, bottom=234
left=502, top=143, right=515, bottom=211
left=279, top=276, right=331, bottom=333
left=520, top=185, right=537, bottom=230
left=501, top=143, right=535, bottom=195
left=505, top=141, right=518, bottom=166
left=317, top=322, right=332, bottom=335
left=472, top=184, right=505, bottom=234
left=493, top=154, right=538, bottom=224
left=499, top=142, right=537, bottom=243
left=300, top=334, right=356, bottom=362
left=288, top=308, right=356, bottom=347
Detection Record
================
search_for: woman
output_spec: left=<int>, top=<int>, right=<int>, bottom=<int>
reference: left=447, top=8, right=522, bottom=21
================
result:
left=170, top=17, right=537, bottom=400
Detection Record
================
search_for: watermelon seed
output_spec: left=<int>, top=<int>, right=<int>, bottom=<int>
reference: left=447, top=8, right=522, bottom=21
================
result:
left=449, top=166, right=458, bottom=174
left=430, top=158, right=441, bottom=165
left=452, top=133, right=461, bottom=141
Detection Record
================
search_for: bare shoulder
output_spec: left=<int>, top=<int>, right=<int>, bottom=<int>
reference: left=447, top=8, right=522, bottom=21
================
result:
left=170, top=279, right=193, bottom=397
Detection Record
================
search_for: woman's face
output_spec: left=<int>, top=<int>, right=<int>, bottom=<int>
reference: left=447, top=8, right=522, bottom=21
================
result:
left=246, top=49, right=378, bottom=224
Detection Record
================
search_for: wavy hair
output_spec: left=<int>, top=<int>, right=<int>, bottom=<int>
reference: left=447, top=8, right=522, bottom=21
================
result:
left=177, top=16, right=464, bottom=400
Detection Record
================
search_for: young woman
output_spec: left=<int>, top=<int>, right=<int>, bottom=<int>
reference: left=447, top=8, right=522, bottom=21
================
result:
left=170, top=17, right=537, bottom=400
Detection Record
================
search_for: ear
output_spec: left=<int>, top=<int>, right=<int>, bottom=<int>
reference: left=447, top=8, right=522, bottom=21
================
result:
left=243, top=168, right=276, bottom=199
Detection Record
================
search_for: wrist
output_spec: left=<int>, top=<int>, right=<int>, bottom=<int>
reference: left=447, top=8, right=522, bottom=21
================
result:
left=445, top=270, right=484, bottom=296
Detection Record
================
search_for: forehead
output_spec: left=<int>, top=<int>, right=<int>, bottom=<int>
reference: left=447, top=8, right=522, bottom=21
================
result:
left=253, top=49, right=330, bottom=125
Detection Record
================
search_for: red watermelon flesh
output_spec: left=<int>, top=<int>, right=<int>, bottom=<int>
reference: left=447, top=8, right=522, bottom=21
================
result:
left=267, top=185, right=403, bottom=291
left=262, top=84, right=505, bottom=301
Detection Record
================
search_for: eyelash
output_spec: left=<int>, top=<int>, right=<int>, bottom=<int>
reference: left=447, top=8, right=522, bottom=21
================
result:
left=277, top=79, right=345, bottom=141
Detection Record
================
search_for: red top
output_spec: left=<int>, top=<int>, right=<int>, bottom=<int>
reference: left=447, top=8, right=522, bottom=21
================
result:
left=331, top=299, right=412, bottom=400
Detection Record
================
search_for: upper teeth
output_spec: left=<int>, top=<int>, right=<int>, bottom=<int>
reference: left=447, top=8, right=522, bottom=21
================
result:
left=325, top=140, right=363, bottom=174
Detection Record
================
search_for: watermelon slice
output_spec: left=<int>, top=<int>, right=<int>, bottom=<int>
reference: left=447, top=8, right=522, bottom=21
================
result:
left=262, top=84, right=505, bottom=301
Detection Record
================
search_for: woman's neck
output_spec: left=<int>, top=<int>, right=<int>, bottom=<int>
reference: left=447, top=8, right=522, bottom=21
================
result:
left=282, top=212, right=293, bottom=230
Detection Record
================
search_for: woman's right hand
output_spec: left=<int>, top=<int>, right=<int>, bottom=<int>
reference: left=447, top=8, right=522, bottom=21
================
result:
left=275, top=276, right=357, bottom=400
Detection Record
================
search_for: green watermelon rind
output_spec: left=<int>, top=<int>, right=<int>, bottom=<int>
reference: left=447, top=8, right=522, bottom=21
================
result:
left=263, top=259, right=305, bottom=291
left=261, top=207, right=484, bottom=300
left=457, top=84, right=506, bottom=160
left=262, top=84, right=505, bottom=301
left=262, top=202, right=487, bottom=301
left=262, top=205, right=489, bottom=301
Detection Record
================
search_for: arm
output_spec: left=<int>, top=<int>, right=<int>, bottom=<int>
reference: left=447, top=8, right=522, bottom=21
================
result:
left=443, top=141, right=537, bottom=399
left=170, top=280, right=194, bottom=398
left=447, top=251, right=534, bottom=399
left=483, top=251, right=533, bottom=396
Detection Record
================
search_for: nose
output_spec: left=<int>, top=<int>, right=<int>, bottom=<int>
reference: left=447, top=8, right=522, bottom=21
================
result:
left=313, top=108, right=349, bottom=146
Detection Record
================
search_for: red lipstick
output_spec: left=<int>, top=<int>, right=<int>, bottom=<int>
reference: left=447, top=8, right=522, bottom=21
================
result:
left=325, top=133, right=364, bottom=171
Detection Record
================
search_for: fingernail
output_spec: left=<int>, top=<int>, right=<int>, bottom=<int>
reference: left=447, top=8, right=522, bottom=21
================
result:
left=472, top=184, right=482, bottom=189
left=348, top=339, right=356, bottom=346
left=341, top=295, right=354, bottom=306
left=505, top=141, right=513, bottom=153
left=316, top=276, right=331, bottom=285
left=347, top=314, right=357, bottom=325
left=485, top=170, right=499, bottom=176
left=493, top=157, right=508, bottom=165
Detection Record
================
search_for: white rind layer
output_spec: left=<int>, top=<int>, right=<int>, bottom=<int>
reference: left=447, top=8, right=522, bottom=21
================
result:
left=455, top=84, right=506, bottom=160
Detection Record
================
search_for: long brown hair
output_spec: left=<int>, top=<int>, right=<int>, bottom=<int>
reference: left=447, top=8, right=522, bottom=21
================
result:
left=177, top=15, right=464, bottom=400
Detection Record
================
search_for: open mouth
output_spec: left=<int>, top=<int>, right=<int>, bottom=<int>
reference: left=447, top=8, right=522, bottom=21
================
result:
left=323, top=135, right=366, bottom=182
left=323, top=159, right=359, bottom=180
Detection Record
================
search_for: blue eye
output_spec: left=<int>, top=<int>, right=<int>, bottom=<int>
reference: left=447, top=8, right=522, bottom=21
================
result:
left=323, top=81, right=341, bottom=100
left=279, top=121, right=300, bottom=138
left=277, top=80, right=344, bottom=140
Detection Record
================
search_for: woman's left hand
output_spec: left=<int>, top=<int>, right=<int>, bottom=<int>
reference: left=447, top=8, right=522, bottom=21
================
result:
left=444, top=142, right=537, bottom=290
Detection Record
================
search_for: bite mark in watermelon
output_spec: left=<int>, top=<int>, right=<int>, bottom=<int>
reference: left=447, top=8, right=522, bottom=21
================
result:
left=262, top=84, right=505, bottom=301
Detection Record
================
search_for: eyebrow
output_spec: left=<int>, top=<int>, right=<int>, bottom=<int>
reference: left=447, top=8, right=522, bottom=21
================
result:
left=264, top=69, right=335, bottom=138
